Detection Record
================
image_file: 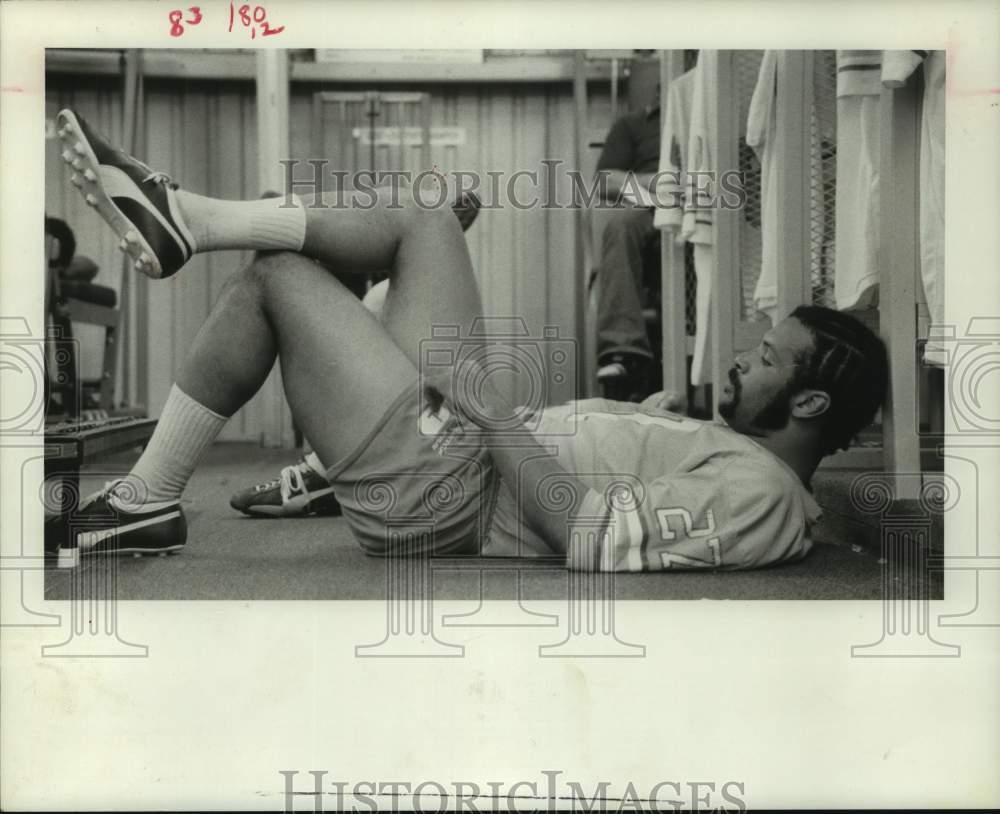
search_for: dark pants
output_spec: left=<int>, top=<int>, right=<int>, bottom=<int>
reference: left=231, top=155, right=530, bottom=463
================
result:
left=596, top=205, right=657, bottom=362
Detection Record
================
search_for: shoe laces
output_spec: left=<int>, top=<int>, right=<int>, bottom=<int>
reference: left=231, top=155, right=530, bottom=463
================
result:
left=278, top=461, right=311, bottom=504
left=78, top=479, right=126, bottom=511
left=143, top=170, right=177, bottom=189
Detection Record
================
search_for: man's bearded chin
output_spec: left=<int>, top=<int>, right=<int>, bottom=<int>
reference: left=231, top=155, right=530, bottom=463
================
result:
left=718, top=367, right=795, bottom=435
left=718, top=366, right=740, bottom=421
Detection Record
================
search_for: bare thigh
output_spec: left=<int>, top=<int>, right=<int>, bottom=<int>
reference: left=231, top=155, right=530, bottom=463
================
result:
left=301, top=191, right=486, bottom=370
left=252, top=252, right=418, bottom=471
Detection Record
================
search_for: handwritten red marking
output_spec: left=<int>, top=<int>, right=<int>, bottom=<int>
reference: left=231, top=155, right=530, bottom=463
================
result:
left=2, top=86, right=25, bottom=93
left=168, top=6, right=202, bottom=36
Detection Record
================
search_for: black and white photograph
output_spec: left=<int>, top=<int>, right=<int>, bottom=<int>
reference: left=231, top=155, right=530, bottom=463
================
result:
left=40, top=45, right=947, bottom=601
left=2, top=1, right=999, bottom=811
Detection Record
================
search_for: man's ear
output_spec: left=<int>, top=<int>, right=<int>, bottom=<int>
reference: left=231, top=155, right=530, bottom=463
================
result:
left=790, top=389, right=830, bottom=419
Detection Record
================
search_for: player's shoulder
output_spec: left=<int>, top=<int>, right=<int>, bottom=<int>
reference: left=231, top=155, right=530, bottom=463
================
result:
left=693, top=423, right=799, bottom=490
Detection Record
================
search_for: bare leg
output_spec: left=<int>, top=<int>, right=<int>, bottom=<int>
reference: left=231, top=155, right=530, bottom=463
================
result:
left=175, top=199, right=481, bottom=469
left=298, top=191, right=484, bottom=368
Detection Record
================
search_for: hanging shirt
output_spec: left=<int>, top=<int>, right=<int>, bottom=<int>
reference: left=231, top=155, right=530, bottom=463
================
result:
left=681, top=54, right=717, bottom=387
left=883, top=50, right=946, bottom=365
left=682, top=55, right=716, bottom=246
left=653, top=69, right=696, bottom=232
left=748, top=51, right=835, bottom=320
left=483, top=398, right=821, bottom=572
left=746, top=51, right=780, bottom=319
left=835, top=50, right=883, bottom=311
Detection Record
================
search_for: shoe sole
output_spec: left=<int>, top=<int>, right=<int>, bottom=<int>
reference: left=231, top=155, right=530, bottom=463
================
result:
left=76, top=508, right=186, bottom=556
left=82, top=546, right=186, bottom=557
left=56, top=110, right=166, bottom=279
left=240, top=486, right=340, bottom=518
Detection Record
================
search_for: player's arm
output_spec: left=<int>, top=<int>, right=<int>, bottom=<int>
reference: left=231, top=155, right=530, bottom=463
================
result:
left=595, top=116, right=655, bottom=201
left=451, top=362, right=589, bottom=556
left=598, top=170, right=658, bottom=201
left=483, top=427, right=589, bottom=556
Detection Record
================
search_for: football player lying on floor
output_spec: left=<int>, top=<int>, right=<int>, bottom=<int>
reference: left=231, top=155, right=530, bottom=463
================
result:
left=55, top=108, right=887, bottom=571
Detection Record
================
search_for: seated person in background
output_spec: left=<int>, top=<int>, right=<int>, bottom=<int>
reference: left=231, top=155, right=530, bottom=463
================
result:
left=55, top=108, right=888, bottom=572
left=593, top=97, right=662, bottom=402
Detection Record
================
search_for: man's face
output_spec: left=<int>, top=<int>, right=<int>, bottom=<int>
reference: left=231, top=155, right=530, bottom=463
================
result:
left=718, top=317, right=815, bottom=436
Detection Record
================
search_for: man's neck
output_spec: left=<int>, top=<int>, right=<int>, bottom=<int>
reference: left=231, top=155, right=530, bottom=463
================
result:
left=751, top=432, right=822, bottom=488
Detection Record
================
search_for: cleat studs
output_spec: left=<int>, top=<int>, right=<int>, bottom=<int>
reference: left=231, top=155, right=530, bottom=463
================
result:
left=83, top=168, right=96, bottom=182
left=70, top=173, right=83, bottom=187
left=119, top=238, right=129, bottom=251
left=125, top=231, right=138, bottom=243
left=61, top=149, right=74, bottom=163
left=158, top=552, right=167, bottom=558
left=74, top=141, right=86, bottom=155
left=85, top=193, right=97, bottom=207
left=133, top=553, right=141, bottom=558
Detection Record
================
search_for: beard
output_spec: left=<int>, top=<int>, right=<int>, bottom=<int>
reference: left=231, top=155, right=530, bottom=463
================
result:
left=719, top=366, right=796, bottom=432
left=717, top=366, right=740, bottom=419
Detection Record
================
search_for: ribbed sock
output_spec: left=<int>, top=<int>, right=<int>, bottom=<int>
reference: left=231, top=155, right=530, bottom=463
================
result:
left=174, top=191, right=307, bottom=254
left=119, top=384, right=228, bottom=505
left=303, top=450, right=327, bottom=479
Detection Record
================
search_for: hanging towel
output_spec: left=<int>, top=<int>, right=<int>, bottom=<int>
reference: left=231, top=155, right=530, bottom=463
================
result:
left=835, top=50, right=883, bottom=310
left=653, top=68, right=696, bottom=234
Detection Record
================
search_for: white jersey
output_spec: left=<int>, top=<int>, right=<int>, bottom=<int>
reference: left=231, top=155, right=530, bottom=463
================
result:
left=483, top=399, right=821, bottom=572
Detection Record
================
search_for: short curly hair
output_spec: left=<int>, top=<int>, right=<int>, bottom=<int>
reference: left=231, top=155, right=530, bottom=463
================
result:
left=788, top=306, right=889, bottom=456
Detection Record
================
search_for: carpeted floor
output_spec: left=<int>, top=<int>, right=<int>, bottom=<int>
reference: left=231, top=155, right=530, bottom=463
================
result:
left=44, top=443, right=941, bottom=601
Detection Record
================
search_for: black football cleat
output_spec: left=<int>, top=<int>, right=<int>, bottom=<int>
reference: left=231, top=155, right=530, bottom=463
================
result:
left=56, top=108, right=196, bottom=279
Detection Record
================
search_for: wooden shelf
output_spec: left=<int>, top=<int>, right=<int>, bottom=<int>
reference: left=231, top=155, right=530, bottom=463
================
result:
left=45, top=49, right=616, bottom=85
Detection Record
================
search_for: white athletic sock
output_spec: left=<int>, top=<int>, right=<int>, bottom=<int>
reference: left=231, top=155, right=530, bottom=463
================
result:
left=119, top=384, right=228, bottom=504
left=303, top=450, right=327, bottom=479
left=174, top=191, right=307, bottom=254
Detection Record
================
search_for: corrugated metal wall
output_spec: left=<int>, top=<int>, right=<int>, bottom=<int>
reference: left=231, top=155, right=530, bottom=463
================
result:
left=45, top=70, right=589, bottom=445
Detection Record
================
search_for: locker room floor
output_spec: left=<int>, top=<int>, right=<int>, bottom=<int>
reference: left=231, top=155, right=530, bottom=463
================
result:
left=44, top=444, right=941, bottom=601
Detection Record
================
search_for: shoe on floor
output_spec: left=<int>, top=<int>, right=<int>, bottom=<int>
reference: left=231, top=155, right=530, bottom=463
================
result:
left=229, top=453, right=341, bottom=518
left=56, top=108, right=195, bottom=279
left=67, top=482, right=187, bottom=557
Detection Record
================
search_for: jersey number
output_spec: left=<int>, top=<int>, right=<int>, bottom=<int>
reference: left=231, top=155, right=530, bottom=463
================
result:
left=655, top=507, right=722, bottom=568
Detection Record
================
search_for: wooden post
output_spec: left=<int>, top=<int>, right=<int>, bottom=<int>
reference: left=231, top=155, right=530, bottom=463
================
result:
left=880, top=80, right=923, bottom=498
left=573, top=50, right=593, bottom=398
left=659, top=51, right=688, bottom=401
left=119, top=49, right=143, bottom=411
left=711, top=51, right=738, bottom=417
left=255, top=50, right=295, bottom=448
left=774, top=51, right=812, bottom=321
